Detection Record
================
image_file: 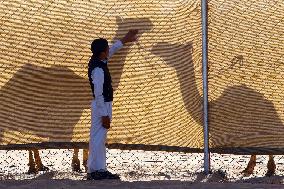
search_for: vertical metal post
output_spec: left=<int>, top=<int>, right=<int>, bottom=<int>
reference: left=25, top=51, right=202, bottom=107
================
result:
left=201, top=0, right=210, bottom=174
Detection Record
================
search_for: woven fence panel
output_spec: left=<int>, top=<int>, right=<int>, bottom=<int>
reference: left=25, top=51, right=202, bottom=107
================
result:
left=0, top=0, right=203, bottom=149
left=208, top=0, right=284, bottom=148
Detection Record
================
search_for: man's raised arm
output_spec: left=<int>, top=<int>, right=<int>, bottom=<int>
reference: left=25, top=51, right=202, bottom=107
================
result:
left=108, top=29, right=139, bottom=58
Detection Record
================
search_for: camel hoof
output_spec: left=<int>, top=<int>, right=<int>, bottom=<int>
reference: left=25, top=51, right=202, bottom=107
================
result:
left=266, top=160, right=276, bottom=177
left=83, top=166, right=88, bottom=173
left=72, top=166, right=82, bottom=173
left=241, top=169, right=253, bottom=177
left=27, top=167, right=38, bottom=175
left=38, top=165, right=49, bottom=172
left=72, top=163, right=82, bottom=173
left=265, top=170, right=275, bottom=177
left=83, top=161, right=88, bottom=173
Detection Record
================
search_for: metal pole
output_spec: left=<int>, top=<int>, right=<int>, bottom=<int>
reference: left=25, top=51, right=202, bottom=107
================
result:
left=201, top=0, right=210, bottom=174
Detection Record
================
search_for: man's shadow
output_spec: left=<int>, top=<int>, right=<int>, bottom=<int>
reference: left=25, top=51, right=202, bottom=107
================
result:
left=151, top=42, right=284, bottom=147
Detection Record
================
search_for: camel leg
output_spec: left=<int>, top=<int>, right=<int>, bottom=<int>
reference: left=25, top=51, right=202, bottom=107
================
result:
left=27, top=150, right=37, bottom=174
left=266, top=155, right=276, bottom=177
left=33, top=149, right=49, bottom=172
left=72, top=148, right=81, bottom=172
left=83, top=149, right=89, bottom=172
left=242, top=155, right=256, bottom=176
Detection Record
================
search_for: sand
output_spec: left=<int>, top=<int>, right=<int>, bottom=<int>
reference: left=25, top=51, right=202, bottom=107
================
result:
left=1, top=180, right=284, bottom=189
left=1, top=149, right=284, bottom=188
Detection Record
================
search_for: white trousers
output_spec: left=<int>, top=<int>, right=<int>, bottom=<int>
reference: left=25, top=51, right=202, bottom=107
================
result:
left=87, top=100, right=112, bottom=173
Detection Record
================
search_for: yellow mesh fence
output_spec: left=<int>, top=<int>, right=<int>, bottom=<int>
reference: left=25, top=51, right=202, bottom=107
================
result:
left=0, top=0, right=203, bottom=149
left=208, top=0, right=284, bottom=148
left=0, top=0, right=283, bottom=151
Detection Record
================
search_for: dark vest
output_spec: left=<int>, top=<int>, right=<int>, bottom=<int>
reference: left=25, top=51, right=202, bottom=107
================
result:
left=88, top=57, right=113, bottom=102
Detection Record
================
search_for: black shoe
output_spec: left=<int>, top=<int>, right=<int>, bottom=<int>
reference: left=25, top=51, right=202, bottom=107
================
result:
left=86, top=173, right=93, bottom=180
left=100, top=170, right=120, bottom=179
left=86, top=172, right=103, bottom=180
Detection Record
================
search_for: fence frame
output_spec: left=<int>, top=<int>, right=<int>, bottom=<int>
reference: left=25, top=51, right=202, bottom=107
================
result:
left=2, top=0, right=284, bottom=177
left=201, top=0, right=210, bottom=174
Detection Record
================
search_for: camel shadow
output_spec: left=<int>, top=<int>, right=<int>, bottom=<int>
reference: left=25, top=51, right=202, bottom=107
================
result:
left=109, top=17, right=153, bottom=92
left=151, top=42, right=203, bottom=125
left=0, top=64, right=91, bottom=143
left=151, top=42, right=284, bottom=148
left=210, top=85, right=284, bottom=147
left=0, top=17, right=153, bottom=146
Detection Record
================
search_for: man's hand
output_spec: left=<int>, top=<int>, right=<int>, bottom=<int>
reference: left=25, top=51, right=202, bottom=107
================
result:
left=121, top=29, right=139, bottom=44
left=102, top=116, right=111, bottom=129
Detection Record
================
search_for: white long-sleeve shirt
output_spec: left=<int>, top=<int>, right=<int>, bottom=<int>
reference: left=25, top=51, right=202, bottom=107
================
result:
left=91, top=40, right=123, bottom=116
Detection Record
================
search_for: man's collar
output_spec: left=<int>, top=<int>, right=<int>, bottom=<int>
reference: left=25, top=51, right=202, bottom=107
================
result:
left=94, top=58, right=108, bottom=64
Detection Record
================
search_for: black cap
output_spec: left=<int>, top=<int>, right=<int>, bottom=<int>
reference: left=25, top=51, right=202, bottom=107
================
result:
left=91, top=38, right=108, bottom=57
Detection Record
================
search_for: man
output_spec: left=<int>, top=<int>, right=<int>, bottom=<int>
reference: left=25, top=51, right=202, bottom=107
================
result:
left=87, top=29, right=138, bottom=180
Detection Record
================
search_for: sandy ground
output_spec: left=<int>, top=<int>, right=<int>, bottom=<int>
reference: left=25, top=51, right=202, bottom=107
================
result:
left=1, top=180, right=284, bottom=189
left=1, top=149, right=284, bottom=188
